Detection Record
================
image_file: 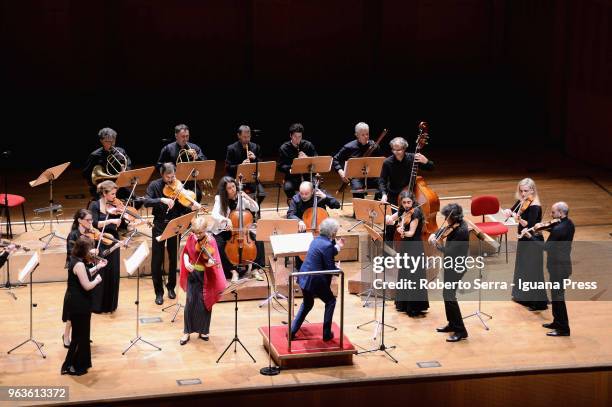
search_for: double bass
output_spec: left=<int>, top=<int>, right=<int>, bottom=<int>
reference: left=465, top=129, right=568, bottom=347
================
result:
left=336, top=128, right=388, bottom=194
left=299, top=175, right=328, bottom=261
left=224, top=174, right=257, bottom=268
left=400, top=122, right=439, bottom=238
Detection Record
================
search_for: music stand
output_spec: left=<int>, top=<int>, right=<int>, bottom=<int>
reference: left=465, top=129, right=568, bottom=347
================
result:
left=238, top=161, right=277, bottom=216
left=270, top=233, right=314, bottom=326
left=8, top=252, right=45, bottom=358
left=157, top=211, right=198, bottom=322
left=115, top=166, right=156, bottom=239
left=462, top=220, right=494, bottom=330
left=255, top=219, right=299, bottom=310
left=290, top=156, right=333, bottom=182
left=122, top=242, right=161, bottom=354
left=176, top=160, right=216, bottom=202
left=356, top=225, right=397, bottom=363
left=216, top=278, right=257, bottom=364
left=341, top=156, right=385, bottom=208
left=29, top=162, right=70, bottom=250
left=357, top=223, right=397, bottom=339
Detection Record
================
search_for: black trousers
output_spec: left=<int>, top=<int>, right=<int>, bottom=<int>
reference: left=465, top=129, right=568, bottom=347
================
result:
left=151, top=224, right=177, bottom=295
left=443, top=268, right=467, bottom=334
left=244, top=182, right=266, bottom=205
left=350, top=177, right=382, bottom=200
left=550, top=273, right=570, bottom=332
left=291, top=286, right=336, bottom=338
left=283, top=175, right=302, bottom=200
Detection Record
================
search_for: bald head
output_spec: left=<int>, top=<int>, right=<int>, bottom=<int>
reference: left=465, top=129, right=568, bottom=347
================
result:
left=299, top=181, right=314, bottom=202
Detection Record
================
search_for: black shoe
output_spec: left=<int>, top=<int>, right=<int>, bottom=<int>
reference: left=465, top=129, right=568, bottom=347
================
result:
left=436, top=325, right=453, bottom=333
left=180, top=336, right=190, bottom=345
left=167, top=288, right=176, bottom=299
left=542, top=322, right=560, bottom=329
left=546, top=329, right=570, bottom=337
left=323, top=332, right=334, bottom=342
left=529, top=305, right=548, bottom=311
left=155, top=294, right=163, bottom=305
left=199, top=334, right=209, bottom=341
left=446, top=331, right=468, bottom=342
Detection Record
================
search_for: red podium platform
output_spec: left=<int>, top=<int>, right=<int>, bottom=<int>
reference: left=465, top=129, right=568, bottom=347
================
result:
left=259, top=322, right=356, bottom=369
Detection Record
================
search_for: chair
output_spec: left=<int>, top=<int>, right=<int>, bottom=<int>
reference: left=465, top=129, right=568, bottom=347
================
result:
left=0, top=194, right=27, bottom=239
left=471, top=195, right=508, bottom=263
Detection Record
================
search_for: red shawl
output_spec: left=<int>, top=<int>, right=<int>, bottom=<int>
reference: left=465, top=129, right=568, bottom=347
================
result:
left=179, top=233, right=227, bottom=311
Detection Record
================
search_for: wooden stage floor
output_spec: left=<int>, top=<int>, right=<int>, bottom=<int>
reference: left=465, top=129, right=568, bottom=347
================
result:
left=1, top=149, right=611, bottom=405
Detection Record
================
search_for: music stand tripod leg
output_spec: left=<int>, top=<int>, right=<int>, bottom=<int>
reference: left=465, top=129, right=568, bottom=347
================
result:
left=216, top=291, right=256, bottom=363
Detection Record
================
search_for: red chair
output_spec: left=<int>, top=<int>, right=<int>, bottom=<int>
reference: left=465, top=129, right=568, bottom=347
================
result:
left=471, top=195, right=508, bottom=263
left=0, top=194, right=27, bottom=239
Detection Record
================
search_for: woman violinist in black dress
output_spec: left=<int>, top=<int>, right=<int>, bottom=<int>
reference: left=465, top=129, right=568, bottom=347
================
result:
left=61, top=236, right=104, bottom=375
left=89, top=180, right=123, bottom=313
left=502, top=178, right=548, bottom=311
left=385, top=192, right=429, bottom=317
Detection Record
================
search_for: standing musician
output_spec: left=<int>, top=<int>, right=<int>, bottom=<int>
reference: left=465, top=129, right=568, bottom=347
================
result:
left=428, top=203, right=469, bottom=342
left=157, top=124, right=207, bottom=169
left=290, top=218, right=344, bottom=341
left=287, top=181, right=340, bottom=233
left=144, top=163, right=202, bottom=305
left=521, top=202, right=574, bottom=337
left=278, top=123, right=318, bottom=202
left=332, top=122, right=383, bottom=200
left=210, top=176, right=265, bottom=282
left=385, top=192, right=429, bottom=317
left=82, top=127, right=132, bottom=201
left=178, top=217, right=227, bottom=345
left=502, top=178, right=548, bottom=311
left=225, top=125, right=266, bottom=205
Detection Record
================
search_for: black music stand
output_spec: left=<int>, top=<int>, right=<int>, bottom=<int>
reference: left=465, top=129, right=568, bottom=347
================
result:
left=340, top=156, right=385, bottom=209
left=176, top=160, right=216, bottom=202
left=30, top=162, right=70, bottom=250
left=216, top=278, right=257, bottom=364
left=157, top=211, right=198, bottom=322
left=7, top=252, right=45, bottom=358
left=122, top=242, right=161, bottom=354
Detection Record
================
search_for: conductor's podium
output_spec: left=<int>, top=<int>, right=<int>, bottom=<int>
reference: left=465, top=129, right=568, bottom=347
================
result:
left=259, top=322, right=356, bottom=369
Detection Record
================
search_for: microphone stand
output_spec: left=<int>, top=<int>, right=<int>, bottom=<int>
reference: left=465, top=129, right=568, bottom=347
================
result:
left=249, top=260, right=280, bottom=376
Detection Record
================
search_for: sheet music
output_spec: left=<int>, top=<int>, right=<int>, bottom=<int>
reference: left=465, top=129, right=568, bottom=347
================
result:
left=124, top=242, right=149, bottom=276
left=270, top=233, right=313, bottom=257
left=18, top=252, right=40, bottom=283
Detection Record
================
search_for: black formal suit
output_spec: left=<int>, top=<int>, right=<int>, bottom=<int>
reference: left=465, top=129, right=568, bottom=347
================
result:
left=278, top=140, right=318, bottom=199
left=224, top=141, right=265, bottom=204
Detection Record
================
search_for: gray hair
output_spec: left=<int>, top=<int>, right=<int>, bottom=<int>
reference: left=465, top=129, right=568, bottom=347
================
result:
left=237, top=125, right=251, bottom=134
left=554, top=201, right=569, bottom=216
left=174, top=124, right=189, bottom=134
left=354, top=122, right=369, bottom=134
left=319, top=218, right=340, bottom=238
left=389, top=137, right=408, bottom=150
left=98, top=127, right=117, bottom=141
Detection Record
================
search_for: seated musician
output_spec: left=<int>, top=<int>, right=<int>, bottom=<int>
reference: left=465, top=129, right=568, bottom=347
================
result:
left=379, top=136, right=433, bottom=241
left=287, top=181, right=340, bottom=233
left=210, top=176, right=265, bottom=282
left=332, top=122, right=383, bottom=200
left=144, top=163, right=202, bottom=305
left=224, top=125, right=266, bottom=206
left=157, top=124, right=207, bottom=169
left=291, top=218, right=344, bottom=341
left=278, top=123, right=318, bottom=202
left=82, top=127, right=133, bottom=202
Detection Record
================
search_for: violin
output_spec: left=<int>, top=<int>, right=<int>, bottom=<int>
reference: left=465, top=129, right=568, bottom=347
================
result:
left=194, top=235, right=218, bottom=268
left=163, top=179, right=198, bottom=209
left=393, top=207, right=415, bottom=241
left=224, top=174, right=257, bottom=267
left=433, top=223, right=459, bottom=247
left=107, top=199, right=152, bottom=227
left=505, top=196, right=534, bottom=222
left=299, top=175, right=329, bottom=260
left=0, top=239, right=30, bottom=252
left=83, top=227, right=121, bottom=246
left=517, top=218, right=560, bottom=239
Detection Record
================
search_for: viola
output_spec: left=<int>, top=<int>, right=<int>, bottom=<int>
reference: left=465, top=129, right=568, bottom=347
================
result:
left=107, top=199, right=152, bottom=227
left=194, top=235, right=218, bottom=268
left=433, top=223, right=459, bottom=246
left=517, top=218, right=560, bottom=239
left=83, top=227, right=121, bottom=246
left=224, top=174, right=257, bottom=267
left=163, top=179, right=198, bottom=209
left=505, top=196, right=535, bottom=222
left=393, top=207, right=415, bottom=241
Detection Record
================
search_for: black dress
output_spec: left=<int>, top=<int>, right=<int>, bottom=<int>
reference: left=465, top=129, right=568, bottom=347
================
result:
left=61, top=256, right=93, bottom=375
left=63, top=229, right=83, bottom=322
left=394, top=207, right=429, bottom=315
left=512, top=203, right=548, bottom=308
left=90, top=200, right=121, bottom=313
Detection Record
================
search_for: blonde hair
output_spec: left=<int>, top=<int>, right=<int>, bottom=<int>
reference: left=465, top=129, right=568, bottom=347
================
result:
left=515, top=178, right=538, bottom=200
left=191, top=216, right=209, bottom=233
left=97, top=180, right=118, bottom=195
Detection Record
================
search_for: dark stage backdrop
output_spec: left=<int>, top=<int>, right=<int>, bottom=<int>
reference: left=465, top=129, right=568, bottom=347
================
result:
left=1, top=0, right=610, bottom=170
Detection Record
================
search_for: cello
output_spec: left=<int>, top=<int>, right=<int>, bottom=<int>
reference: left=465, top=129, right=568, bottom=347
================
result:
left=400, top=122, right=439, bottom=238
left=299, top=175, right=329, bottom=261
left=224, top=174, right=257, bottom=269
